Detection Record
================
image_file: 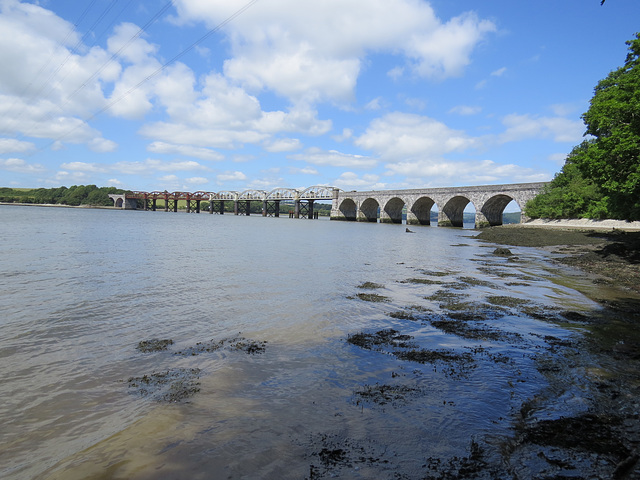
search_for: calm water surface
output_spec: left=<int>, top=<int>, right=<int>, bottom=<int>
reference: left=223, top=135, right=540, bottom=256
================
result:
left=0, top=205, right=616, bottom=479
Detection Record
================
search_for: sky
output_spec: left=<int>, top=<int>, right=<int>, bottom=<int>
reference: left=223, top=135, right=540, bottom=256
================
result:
left=1, top=0, right=639, bottom=196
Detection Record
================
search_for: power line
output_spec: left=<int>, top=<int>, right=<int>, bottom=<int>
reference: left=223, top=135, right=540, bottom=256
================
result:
left=4, top=0, right=101, bottom=132
left=31, top=0, right=260, bottom=154
left=19, top=1, right=175, bottom=140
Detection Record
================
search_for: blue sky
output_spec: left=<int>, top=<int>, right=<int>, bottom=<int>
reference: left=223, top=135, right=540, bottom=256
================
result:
left=1, top=0, right=638, bottom=195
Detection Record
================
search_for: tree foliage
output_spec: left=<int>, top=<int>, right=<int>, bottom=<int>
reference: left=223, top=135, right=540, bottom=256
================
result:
left=525, top=141, right=607, bottom=219
left=0, top=185, right=126, bottom=206
left=526, top=32, right=640, bottom=221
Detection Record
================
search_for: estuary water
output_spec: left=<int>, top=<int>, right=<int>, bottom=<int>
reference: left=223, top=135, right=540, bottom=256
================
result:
left=0, top=205, right=634, bottom=479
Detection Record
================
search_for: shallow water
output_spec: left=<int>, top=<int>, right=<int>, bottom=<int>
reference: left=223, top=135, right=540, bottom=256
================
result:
left=0, top=206, right=636, bottom=479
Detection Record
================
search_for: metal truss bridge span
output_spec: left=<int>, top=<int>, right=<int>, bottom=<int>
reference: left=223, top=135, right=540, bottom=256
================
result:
left=108, top=185, right=336, bottom=219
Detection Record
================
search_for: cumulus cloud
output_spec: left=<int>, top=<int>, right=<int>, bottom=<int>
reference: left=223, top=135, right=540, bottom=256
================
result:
left=147, top=141, right=224, bottom=161
left=355, top=112, right=477, bottom=161
left=173, top=0, right=495, bottom=103
left=499, top=113, right=584, bottom=143
left=0, top=138, right=35, bottom=154
left=334, top=172, right=386, bottom=190
left=60, top=162, right=108, bottom=173
left=263, top=138, right=302, bottom=153
left=384, top=159, right=548, bottom=186
left=112, top=158, right=209, bottom=175
left=0, top=157, right=46, bottom=173
left=217, top=171, right=247, bottom=183
left=289, top=147, right=377, bottom=169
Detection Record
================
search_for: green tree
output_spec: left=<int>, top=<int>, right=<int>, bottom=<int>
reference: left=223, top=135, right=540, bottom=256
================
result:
left=526, top=141, right=606, bottom=219
left=575, top=32, right=640, bottom=220
left=526, top=32, right=640, bottom=221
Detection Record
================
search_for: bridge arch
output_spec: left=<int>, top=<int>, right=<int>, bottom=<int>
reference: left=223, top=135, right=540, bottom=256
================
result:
left=217, top=191, right=239, bottom=200
left=359, top=198, right=380, bottom=222
left=267, top=188, right=298, bottom=200
left=299, top=185, right=334, bottom=200
left=440, top=195, right=475, bottom=228
left=408, top=196, right=436, bottom=225
left=382, top=197, right=405, bottom=224
left=239, top=190, right=267, bottom=200
left=479, top=194, right=518, bottom=227
left=337, top=198, right=357, bottom=221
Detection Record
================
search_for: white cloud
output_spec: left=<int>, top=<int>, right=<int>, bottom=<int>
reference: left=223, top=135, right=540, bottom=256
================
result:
left=548, top=152, right=568, bottom=165
left=147, top=141, right=224, bottom=161
left=174, top=0, right=495, bottom=104
left=0, top=138, right=35, bottom=154
left=60, top=162, right=108, bottom=173
left=365, top=97, right=382, bottom=110
left=334, top=171, right=386, bottom=190
left=491, top=67, right=507, bottom=77
left=332, top=128, right=353, bottom=142
left=89, top=138, right=118, bottom=153
left=449, top=105, right=481, bottom=116
left=289, top=147, right=377, bottom=169
left=499, top=113, right=584, bottom=143
left=112, top=158, right=208, bottom=175
left=0, top=157, right=46, bottom=173
left=217, top=171, right=247, bottom=183
left=263, top=138, right=302, bottom=153
left=355, top=112, right=477, bottom=161
left=185, top=176, right=209, bottom=185
left=384, top=159, right=548, bottom=186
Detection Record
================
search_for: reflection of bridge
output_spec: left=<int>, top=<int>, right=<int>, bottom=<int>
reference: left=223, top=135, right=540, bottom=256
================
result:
left=109, top=182, right=547, bottom=227
left=331, top=182, right=547, bottom=227
left=108, top=186, right=335, bottom=219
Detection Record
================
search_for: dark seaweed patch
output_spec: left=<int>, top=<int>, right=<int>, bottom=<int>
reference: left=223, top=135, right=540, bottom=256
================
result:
left=398, top=278, right=443, bottom=285
left=127, top=368, right=201, bottom=403
left=357, top=282, right=384, bottom=289
left=353, top=383, right=424, bottom=406
left=347, top=329, right=417, bottom=350
left=429, top=318, right=523, bottom=343
left=136, top=338, right=174, bottom=353
left=355, top=292, right=390, bottom=303
left=522, top=414, right=629, bottom=458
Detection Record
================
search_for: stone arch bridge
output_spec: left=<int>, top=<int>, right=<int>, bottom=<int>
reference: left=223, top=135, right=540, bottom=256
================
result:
left=109, top=182, right=546, bottom=228
left=330, top=182, right=547, bottom=228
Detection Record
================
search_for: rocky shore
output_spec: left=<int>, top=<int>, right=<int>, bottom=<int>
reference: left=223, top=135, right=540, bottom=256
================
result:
left=476, top=224, right=640, bottom=296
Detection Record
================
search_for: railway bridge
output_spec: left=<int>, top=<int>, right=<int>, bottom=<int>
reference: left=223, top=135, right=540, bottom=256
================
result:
left=331, top=182, right=547, bottom=227
left=109, top=182, right=547, bottom=228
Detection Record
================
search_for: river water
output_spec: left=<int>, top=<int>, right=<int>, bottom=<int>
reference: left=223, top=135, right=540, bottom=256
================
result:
left=0, top=205, right=637, bottom=479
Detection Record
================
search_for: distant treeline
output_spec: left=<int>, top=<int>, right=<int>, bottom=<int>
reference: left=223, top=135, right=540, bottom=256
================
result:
left=0, top=185, right=126, bottom=206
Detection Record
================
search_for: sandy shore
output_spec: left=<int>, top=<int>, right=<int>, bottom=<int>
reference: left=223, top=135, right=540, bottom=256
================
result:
left=523, top=218, right=640, bottom=231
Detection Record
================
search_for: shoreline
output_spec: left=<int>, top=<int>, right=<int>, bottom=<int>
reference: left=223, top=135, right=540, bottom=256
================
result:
left=523, top=218, right=640, bottom=231
left=0, top=202, right=117, bottom=210
left=476, top=224, right=640, bottom=297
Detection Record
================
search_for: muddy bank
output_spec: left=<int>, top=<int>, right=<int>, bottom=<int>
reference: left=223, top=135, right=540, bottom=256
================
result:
left=475, top=225, right=640, bottom=295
